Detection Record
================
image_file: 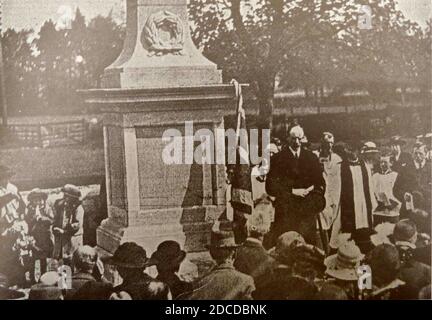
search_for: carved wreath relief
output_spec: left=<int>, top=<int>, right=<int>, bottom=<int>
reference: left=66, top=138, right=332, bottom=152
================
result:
left=143, top=11, right=185, bottom=56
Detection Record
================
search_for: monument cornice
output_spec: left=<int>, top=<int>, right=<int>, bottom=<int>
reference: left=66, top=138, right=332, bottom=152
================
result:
left=79, top=84, right=250, bottom=105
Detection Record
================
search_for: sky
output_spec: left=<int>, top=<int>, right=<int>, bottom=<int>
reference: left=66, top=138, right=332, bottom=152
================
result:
left=0, top=0, right=431, bottom=32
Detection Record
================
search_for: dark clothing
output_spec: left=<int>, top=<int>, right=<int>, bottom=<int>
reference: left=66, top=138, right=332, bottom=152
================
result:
left=394, top=160, right=432, bottom=213
left=414, top=244, right=431, bottom=266
left=113, top=272, right=154, bottom=300
left=255, top=267, right=318, bottom=300
left=156, top=272, right=192, bottom=299
left=65, top=272, right=97, bottom=300
left=392, top=152, right=412, bottom=173
left=52, top=199, right=84, bottom=263
left=180, top=262, right=255, bottom=300
left=400, top=259, right=431, bottom=299
left=266, top=147, right=325, bottom=244
left=340, top=160, right=374, bottom=233
left=234, top=238, right=275, bottom=296
left=72, top=281, right=114, bottom=300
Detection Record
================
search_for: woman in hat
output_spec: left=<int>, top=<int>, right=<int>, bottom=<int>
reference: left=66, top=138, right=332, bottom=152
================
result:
left=52, top=185, right=84, bottom=266
left=324, top=241, right=365, bottom=299
left=360, top=141, right=380, bottom=173
left=26, top=189, right=54, bottom=282
left=148, top=240, right=192, bottom=299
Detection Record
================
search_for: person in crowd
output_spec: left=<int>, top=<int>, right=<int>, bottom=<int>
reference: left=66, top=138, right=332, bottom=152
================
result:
left=28, top=271, right=63, bottom=300
left=389, top=135, right=412, bottom=173
left=266, top=124, right=325, bottom=245
left=360, top=141, right=380, bottom=173
left=26, top=188, right=54, bottom=282
left=315, top=132, right=342, bottom=253
left=106, top=242, right=155, bottom=299
left=329, top=142, right=377, bottom=251
left=234, top=196, right=275, bottom=296
left=363, top=244, right=405, bottom=300
left=180, top=221, right=255, bottom=300
left=114, top=280, right=172, bottom=300
left=148, top=240, right=191, bottom=299
left=423, top=133, right=432, bottom=161
left=392, top=219, right=431, bottom=299
left=324, top=241, right=364, bottom=300
left=350, top=228, right=377, bottom=255
left=52, top=184, right=84, bottom=266
left=411, top=144, right=431, bottom=210
left=72, top=281, right=114, bottom=300
left=0, top=166, right=30, bottom=287
left=64, top=245, right=100, bottom=299
left=395, top=142, right=431, bottom=218
left=316, top=283, right=349, bottom=300
left=259, top=231, right=324, bottom=299
left=418, top=285, right=431, bottom=300
left=372, top=153, right=401, bottom=225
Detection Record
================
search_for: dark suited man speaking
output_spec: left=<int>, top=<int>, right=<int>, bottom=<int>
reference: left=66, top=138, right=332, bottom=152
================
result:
left=266, top=125, right=326, bottom=245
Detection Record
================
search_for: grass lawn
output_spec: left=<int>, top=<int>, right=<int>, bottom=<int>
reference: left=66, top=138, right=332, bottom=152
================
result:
left=0, top=142, right=105, bottom=191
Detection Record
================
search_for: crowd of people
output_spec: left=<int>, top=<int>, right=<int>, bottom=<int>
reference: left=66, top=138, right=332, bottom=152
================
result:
left=0, top=123, right=431, bottom=300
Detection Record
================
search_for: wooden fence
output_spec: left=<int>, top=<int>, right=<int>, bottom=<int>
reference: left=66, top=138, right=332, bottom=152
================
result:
left=8, top=119, right=88, bottom=148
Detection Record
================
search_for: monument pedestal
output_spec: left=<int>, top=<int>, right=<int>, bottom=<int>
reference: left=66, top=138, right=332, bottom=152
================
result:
left=80, top=0, right=247, bottom=257
left=82, top=86, right=239, bottom=255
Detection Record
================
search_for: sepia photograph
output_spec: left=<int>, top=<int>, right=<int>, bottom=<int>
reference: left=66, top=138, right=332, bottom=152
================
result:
left=0, top=0, right=431, bottom=306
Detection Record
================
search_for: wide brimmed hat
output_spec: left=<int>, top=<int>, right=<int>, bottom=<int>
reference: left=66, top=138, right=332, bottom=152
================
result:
left=389, top=135, right=406, bottom=146
left=324, top=241, right=364, bottom=281
left=61, top=184, right=82, bottom=200
left=361, top=141, right=379, bottom=154
left=269, top=231, right=306, bottom=263
left=206, top=220, right=239, bottom=249
left=0, top=165, right=14, bottom=179
left=105, top=242, right=150, bottom=269
left=27, top=188, right=48, bottom=202
left=148, top=240, right=186, bottom=267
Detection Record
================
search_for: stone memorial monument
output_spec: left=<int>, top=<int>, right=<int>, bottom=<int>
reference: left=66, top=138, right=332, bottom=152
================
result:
left=81, top=0, right=243, bottom=255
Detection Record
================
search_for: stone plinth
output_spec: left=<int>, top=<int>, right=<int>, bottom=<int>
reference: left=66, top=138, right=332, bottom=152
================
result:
left=102, top=0, right=222, bottom=89
left=81, top=85, right=241, bottom=255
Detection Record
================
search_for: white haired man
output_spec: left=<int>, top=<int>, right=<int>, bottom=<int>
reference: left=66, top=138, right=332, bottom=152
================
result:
left=266, top=124, right=326, bottom=245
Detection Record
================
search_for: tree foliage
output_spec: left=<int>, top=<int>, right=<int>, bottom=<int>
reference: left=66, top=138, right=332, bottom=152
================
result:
left=188, top=0, right=431, bottom=128
left=2, top=9, right=125, bottom=116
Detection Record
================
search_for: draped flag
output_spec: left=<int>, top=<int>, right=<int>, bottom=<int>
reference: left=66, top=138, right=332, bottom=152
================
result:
left=230, top=79, right=253, bottom=215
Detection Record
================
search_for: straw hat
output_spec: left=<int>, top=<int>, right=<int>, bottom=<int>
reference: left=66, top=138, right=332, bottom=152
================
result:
left=361, top=141, right=379, bottom=154
left=324, top=241, right=364, bottom=281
